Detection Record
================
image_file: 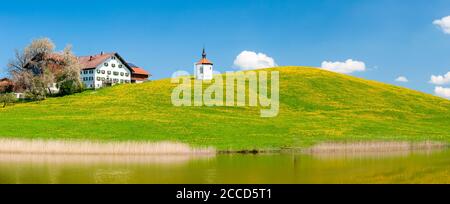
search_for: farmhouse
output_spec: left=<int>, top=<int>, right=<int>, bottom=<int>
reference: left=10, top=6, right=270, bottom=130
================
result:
left=78, top=52, right=150, bottom=89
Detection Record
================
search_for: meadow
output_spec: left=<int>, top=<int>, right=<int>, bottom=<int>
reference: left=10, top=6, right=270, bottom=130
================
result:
left=0, top=66, right=449, bottom=151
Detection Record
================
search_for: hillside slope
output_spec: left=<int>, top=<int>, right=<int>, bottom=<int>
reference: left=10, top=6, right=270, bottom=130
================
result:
left=1, top=66, right=449, bottom=150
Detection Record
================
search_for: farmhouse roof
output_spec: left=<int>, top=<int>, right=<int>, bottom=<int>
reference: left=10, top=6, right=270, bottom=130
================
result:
left=127, top=63, right=150, bottom=76
left=132, top=67, right=150, bottom=76
left=78, top=53, right=114, bottom=69
left=24, top=53, right=65, bottom=69
left=0, top=78, right=12, bottom=82
left=77, top=52, right=133, bottom=72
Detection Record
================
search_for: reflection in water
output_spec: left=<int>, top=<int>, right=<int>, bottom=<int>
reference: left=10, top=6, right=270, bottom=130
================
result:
left=0, top=153, right=214, bottom=165
left=0, top=149, right=448, bottom=184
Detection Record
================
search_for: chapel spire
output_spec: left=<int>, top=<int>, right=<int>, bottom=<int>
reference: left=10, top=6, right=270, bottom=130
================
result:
left=202, top=47, right=207, bottom=59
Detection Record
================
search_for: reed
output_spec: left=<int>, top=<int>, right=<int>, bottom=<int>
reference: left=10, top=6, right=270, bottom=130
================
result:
left=303, top=141, right=447, bottom=154
left=0, top=138, right=215, bottom=155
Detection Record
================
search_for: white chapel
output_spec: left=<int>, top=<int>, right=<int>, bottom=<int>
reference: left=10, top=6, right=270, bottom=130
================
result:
left=195, top=48, right=213, bottom=80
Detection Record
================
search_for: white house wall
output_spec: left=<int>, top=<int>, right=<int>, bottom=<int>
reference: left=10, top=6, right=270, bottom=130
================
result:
left=80, top=69, right=95, bottom=88
left=80, top=55, right=132, bottom=89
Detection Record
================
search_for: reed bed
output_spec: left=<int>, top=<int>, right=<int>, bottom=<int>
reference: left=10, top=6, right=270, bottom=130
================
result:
left=304, top=149, right=448, bottom=160
left=0, top=138, right=215, bottom=155
left=303, top=141, right=447, bottom=154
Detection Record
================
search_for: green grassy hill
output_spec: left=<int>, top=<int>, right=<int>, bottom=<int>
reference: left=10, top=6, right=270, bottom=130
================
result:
left=1, top=66, right=449, bottom=150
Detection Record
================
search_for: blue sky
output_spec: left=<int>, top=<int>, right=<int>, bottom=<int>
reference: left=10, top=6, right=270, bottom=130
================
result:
left=1, top=0, right=450, bottom=95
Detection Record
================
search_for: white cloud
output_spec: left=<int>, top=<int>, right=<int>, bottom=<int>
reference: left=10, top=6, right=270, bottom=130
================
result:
left=395, top=76, right=409, bottom=82
left=434, top=86, right=450, bottom=99
left=233, top=51, right=277, bottom=70
left=321, top=59, right=366, bottom=74
left=433, top=16, right=450, bottom=34
left=430, top=72, right=450, bottom=85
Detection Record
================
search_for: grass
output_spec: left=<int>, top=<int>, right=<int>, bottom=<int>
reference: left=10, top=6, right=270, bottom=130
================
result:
left=0, top=66, right=449, bottom=151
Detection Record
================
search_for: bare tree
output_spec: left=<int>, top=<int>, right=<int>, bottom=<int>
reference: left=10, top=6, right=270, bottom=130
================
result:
left=7, top=38, right=56, bottom=99
left=7, top=50, right=28, bottom=73
left=8, top=38, right=55, bottom=75
left=7, top=38, right=83, bottom=98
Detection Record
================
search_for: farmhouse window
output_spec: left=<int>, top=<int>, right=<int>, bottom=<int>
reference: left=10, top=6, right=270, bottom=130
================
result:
left=97, top=70, right=101, bottom=74
left=113, top=72, right=119, bottom=76
left=120, top=72, right=124, bottom=76
left=120, top=79, right=123, bottom=83
left=104, top=63, right=108, bottom=67
left=125, top=73, right=129, bottom=77
left=107, top=71, right=111, bottom=75
left=97, top=77, right=101, bottom=81
left=119, top=64, right=123, bottom=68
left=84, top=70, right=88, bottom=74
left=101, top=70, right=105, bottom=74
left=112, top=64, right=116, bottom=68
left=200, top=67, right=203, bottom=74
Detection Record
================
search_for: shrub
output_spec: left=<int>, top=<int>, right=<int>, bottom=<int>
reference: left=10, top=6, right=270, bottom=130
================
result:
left=0, top=93, right=16, bottom=108
left=58, top=79, right=83, bottom=96
left=24, top=76, right=46, bottom=101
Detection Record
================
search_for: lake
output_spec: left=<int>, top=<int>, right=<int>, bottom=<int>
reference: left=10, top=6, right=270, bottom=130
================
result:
left=0, top=149, right=448, bottom=184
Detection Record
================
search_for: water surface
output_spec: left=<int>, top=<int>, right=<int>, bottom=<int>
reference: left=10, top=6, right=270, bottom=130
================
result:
left=0, top=149, right=448, bottom=184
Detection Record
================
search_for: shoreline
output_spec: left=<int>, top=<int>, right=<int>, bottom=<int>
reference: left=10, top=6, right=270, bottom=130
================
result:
left=0, top=138, right=447, bottom=155
left=301, top=141, right=448, bottom=154
left=219, top=141, right=448, bottom=154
